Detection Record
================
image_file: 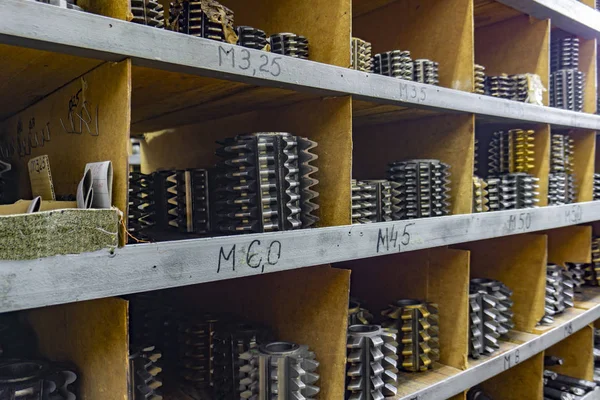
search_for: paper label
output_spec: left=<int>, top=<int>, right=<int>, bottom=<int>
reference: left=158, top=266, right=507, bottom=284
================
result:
left=27, top=155, right=55, bottom=200
left=84, top=161, right=113, bottom=209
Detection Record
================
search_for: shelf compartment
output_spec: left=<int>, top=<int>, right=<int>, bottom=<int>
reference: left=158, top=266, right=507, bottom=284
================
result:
left=457, top=234, right=547, bottom=333
left=474, top=0, right=522, bottom=29
left=475, top=122, right=550, bottom=207
left=339, top=247, right=471, bottom=373
left=477, top=352, right=545, bottom=399
left=352, top=0, right=474, bottom=92
left=475, top=13, right=550, bottom=106
left=162, top=265, right=350, bottom=399
left=26, top=297, right=129, bottom=399
left=353, top=114, right=475, bottom=215
left=0, top=60, right=131, bottom=242
left=575, top=285, right=600, bottom=310
left=140, top=96, right=352, bottom=227
left=545, top=324, right=595, bottom=381
left=546, top=225, right=592, bottom=265
left=570, top=129, right=597, bottom=202
left=534, top=306, right=587, bottom=334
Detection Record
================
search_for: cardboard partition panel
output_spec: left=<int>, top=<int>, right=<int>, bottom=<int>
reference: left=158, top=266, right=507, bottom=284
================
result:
left=0, top=60, right=131, bottom=216
left=353, top=114, right=475, bottom=215
left=545, top=325, right=594, bottom=380
left=339, top=247, right=471, bottom=371
left=475, top=123, right=550, bottom=207
left=546, top=225, right=592, bottom=265
left=475, top=15, right=550, bottom=105
left=166, top=265, right=350, bottom=400
left=26, top=298, right=129, bottom=399
left=448, top=392, right=467, bottom=400
left=479, top=352, right=544, bottom=400
left=580, top=0, right=596, bottom=8
left=219, top=0, right=350, bottom=66
left=352, top=0, right=474, bottom=91
left=77, top=0, right=130, bottom=19
left=580, top=38, right=597, bottom=114
left=456, top=234, right=547, bottom=333
left=569, top=129, right=596, bottom=202
left=141, top=97, right=353, bottom=227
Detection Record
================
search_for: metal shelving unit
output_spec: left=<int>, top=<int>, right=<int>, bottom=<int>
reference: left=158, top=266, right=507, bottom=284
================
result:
left=1, top=0, right=600, bottom=398
left=0, top=0, right=598, bottom=129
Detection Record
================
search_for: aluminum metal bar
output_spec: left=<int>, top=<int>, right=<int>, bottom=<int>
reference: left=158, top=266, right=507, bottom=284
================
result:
left=1, top=1, right=600, bottom=129
left=0, top=202, right=598, bottom=313
left=497, top=0, right=600, bottom=39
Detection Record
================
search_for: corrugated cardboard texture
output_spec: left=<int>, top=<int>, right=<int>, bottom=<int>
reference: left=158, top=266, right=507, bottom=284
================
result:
left=26, top=298, right=129, bottom=400
left=341, top=247, right=470, bottom=370
left=168, top=265, right=350, bottom=400
left=580, top=38, right=597, bottom=114
left=77, top=0, right=129, bottom=19
left=476, top=16, right=550, bottom=106
left=546, top=226, right=592, bottom=264
left=474, top=0, right=521, bottom=28
left=457, top=234, right=547, bottom=332
left=0, top=208, right=119, bottom=260
left=0, top=44, right=101, bottom=121
left=546, top=325, right=594, bottom=380
left=131, top=66, right=314, bottom=134
left=570, top=129, right=595, bottom=202
left=353, top=114, right=475, bottom=215
left=353, top=0, right=474, bottom=91
left=480, top=352, right=544, bottom=399
left=141, top=97, right=352, bottom=226
left=475, top=123, right=550, bottom=207
left=0, top=61, right=131, bottom=220
left=223, top=0, right=350, bottom=66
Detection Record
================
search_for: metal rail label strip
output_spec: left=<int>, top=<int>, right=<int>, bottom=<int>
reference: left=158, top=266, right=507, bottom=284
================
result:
left=1, top=0, right=600, bottom=129
left=0, top=202, right=598, bottom=313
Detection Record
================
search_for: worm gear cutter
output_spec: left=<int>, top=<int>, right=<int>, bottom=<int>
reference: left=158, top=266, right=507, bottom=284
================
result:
left=213, top=132, right=319, bottom=234
left=388, top=159, right=451, bottom=220
left=258, top=341, right=320, bottom=400
left=345, top=324, right=398, bottom=400
left=351, top=38, right=373, bottom=72
left=131, top=0, right=165, bottom=28
left=468, top=291, right=503, bottom=359
left=169, top=0, right=236, bottom=43
left=381, top=300, right=439, bottom=372
left=470, top=279, right=514, bottom=334
left=213, top=323, right=270, bottom=400
left=129, top=345, right=163, bottom=400
left=348, top=300, right=374, bottom=326
left=351, top=179, right=392, bottom=224
left=270, top=33, right=309, bottom=59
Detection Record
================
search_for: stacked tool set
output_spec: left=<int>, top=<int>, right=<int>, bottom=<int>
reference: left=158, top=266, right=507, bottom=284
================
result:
left=548, top=133, right=576, bottom=205
left=381, top=299, right=440, bottom=372
left=484, top=129, right=539, bottom=210
left=594, top=173, right=600, bottom=200
left=351, top=180, right=392, bottom=224
left=550, top=34, right=585, bottom=112
left=0, top=314, right=79, bottom=399
left=129, top=0, right=310, bottom=59
left=127, top=293, right=319, bottom=400
left=128, top=132, right=319, bottom=242
left=345, top=324, right=398, bottom=399
left=541, top=264, right=575, bottom=325
left=351, top=37, right=373, bottom=72
left=468, top=278, right=514, bottom=359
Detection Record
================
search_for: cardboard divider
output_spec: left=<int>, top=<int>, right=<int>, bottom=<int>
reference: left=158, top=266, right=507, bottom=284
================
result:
left=580, top=38, right=597, bottom=114
left=580, top=0, right=596, bottom=8
left=475, top=122, right=550, bottom=207
left=77, top=0, right=130, bottom=19
left=456, top=234, right=548, bottom=333
left=26, top=298, right=129, bottom=399
left=475, top=15, right=550, bottom=105
left=353, top=114, right=475, bottom=215
left=546, top=226, right=592, bottom=265
left=141, top=97, right=352, bottom=227
left=352, top=0, right=474, bottom=91
left=0, top=61, right=131, bottom=216
left=545, top=325, right=594, bottom=380
left=165, top=265, right=350, bottom=399
left=338, top=247, right=471, bottom=371
left=479, top=352, right=544, bottom=399
left=569, top=129, right=596, bottom=202
left=448, top=392, right=467, bottom=400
